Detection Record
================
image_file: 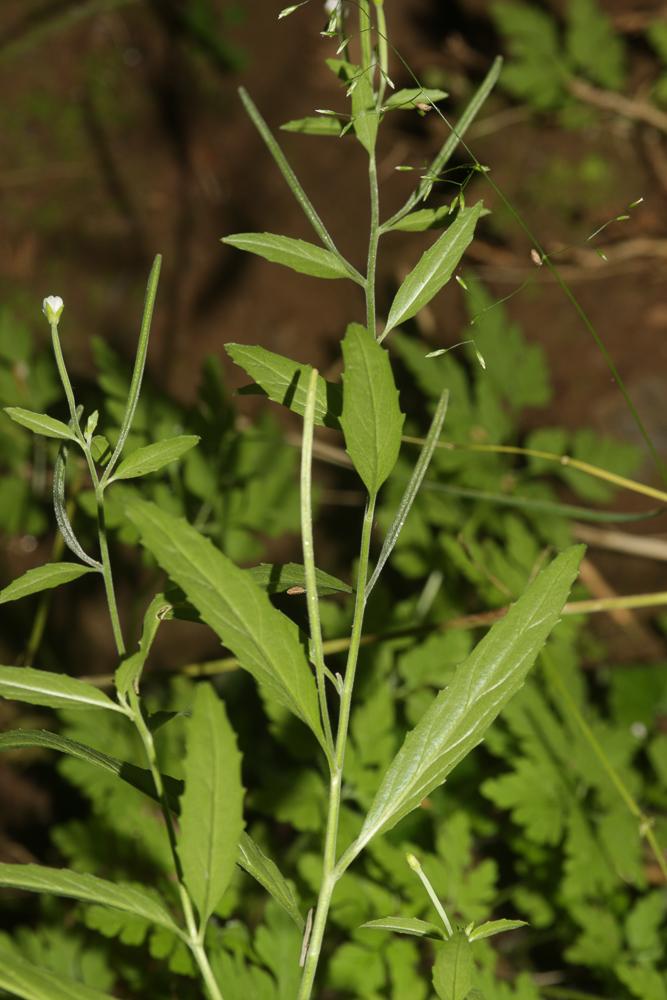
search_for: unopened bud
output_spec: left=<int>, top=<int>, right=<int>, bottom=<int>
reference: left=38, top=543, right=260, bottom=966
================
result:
left=42, top=296, right=64, bottom=324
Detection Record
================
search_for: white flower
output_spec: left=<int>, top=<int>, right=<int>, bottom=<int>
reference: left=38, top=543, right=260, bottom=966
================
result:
left=42, top=295, right=64, bottom=324
left=324, top=0, right=338, bottom=13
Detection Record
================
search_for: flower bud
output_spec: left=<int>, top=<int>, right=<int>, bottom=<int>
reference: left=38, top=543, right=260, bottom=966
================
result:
left=42, top=295, right=64, bottom=324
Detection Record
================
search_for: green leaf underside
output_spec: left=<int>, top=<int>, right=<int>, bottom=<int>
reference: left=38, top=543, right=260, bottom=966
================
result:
left=361, top=916, right=445, bottom=939
left=125, top=499, right=325, bottom=746
left=354, top=545, right=584, bottom=851
left=226, top=343, right=342, bottom=429
left=0, top=667, right=124, bottom=713
left=388, top=205, right=456, bottom=233
left=0, top=730, right=290, bottom=916
left=178, top=684, right=244, bottom=925
left=110, top=435, right=199, bottom=482
left=281, top=115, right=343, bottom=136
left=0, top=563, right=97, bottom=605
left=383, top=87, right=448, bottom=109
left=341, top=323, right=405, bottom=496
left=115, top=593, right=170, bottom=699
left=0, top=863, right=178, bottom=931
left=468, top=918, right=527, bottom=942
left=237, top=831, right=303, bottom=928
left=4, top=406, right=76, bottom=441
left=0, top=729, right=181, bottom=807
left=0, top=944, right=116, bottom=1000
left=384, top=202, right=484, bottom=335
left=247, top=562, right=351, bottom=595
left=433, top=931, right=473, bottom=1000
left=222, top=233, right=350, bottom=280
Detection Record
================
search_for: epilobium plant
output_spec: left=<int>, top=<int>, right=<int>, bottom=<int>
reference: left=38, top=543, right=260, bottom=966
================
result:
left=0, top=3, right=587, bottom=998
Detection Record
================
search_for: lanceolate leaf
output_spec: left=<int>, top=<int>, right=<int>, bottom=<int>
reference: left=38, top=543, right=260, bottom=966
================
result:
left=382, top=203, right=484, bottom=338
left=247, top=562, right=351, bottom=595
left=388, top=205, right=456, bottom=233
left=0, top=730, right=296, bottom=914
left=125, top=498, right=325, bottom=746
left=0, top=563, right=97, bottom=605
left=115, top=593, right=171, bottom=699
left=361, top=916, right=445, bottom=939
left=226, top=343, right=342, bottom=428
left=178, top=684, right=244, bottom=925
left=432, top=931, right=473, bottom=1000
left=109, top=435, right=199, bottom=482
left=383, top=87, right=448, bottom=110
left=353, top=545, right=584, bottom=854
left=0, top=863, right=178, bottom=931
left=350, top=63, right=378, bottom=152
left=281, top=115, right=343, bottom=136
left=340, top=323, right=404, bottom=497
left=222, top=233, right=351, bottom=280
left=468, top=918, right=527, bottom=942
left=4, top=406, right=77, bottom=441
left=0, top=943, right=117, bottom=1000
left=0, top=729, right=181, bottom=806
left=0, top=667, right=124, bottom=713
left=238, top=831, right=303, bottom=929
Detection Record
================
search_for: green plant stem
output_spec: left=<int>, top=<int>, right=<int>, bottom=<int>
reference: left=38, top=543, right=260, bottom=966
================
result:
left=49, top=316, right=126, bottom=654
left=301, top=368, right=335, bottom=760
left=366, top=151, right=380, bottom=338
left=543, top=650, right=667, bottom=883
left=402, top=436, right=667, bottom=505
left=80, top=441, right=126, bottom=656
left=374, top=1, right=389, bottom=105
left=238, top=88, right=364, bottom=287
left=128, top=692, right=224, bottom=1000
left=380, top=56, right=502, bottom=232
left=297, top=495, right=377, bottom=1000
left=50, top=322, right=82, bottom=435
left=358, top=0, right=373, bottom=73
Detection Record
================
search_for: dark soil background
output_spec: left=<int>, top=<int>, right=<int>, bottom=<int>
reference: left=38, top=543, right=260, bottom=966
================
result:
left=1, top=0, right=667, bottom=879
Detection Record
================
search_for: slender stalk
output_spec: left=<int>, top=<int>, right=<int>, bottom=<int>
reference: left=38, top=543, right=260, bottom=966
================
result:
left=48, top=314, right=126, bottom=653
left=128, top=692, right=224, bottom=1000
left=366, top=151, right=380, bottom=338
left=358, top=0, right=373, bottom=74
left=101, top=253, right=162, bottom=485
left=402, top=436, right=667, bottom=505
left=380, top=57, right=502, bottom=232
left=78, top=440, right=126, bottom=656
left=238, top=88, right=365, bottom=287
left=542, top=650, right=667, bottom=883
left=50, top=322, right=82, bottom=436
left=297, top=496, right=376, bottom=1000
left=301, top=368, right=335, bottom=760
left=374, top=1, right=389, bottom=106
left=406, top=853, right=453, bottom=936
